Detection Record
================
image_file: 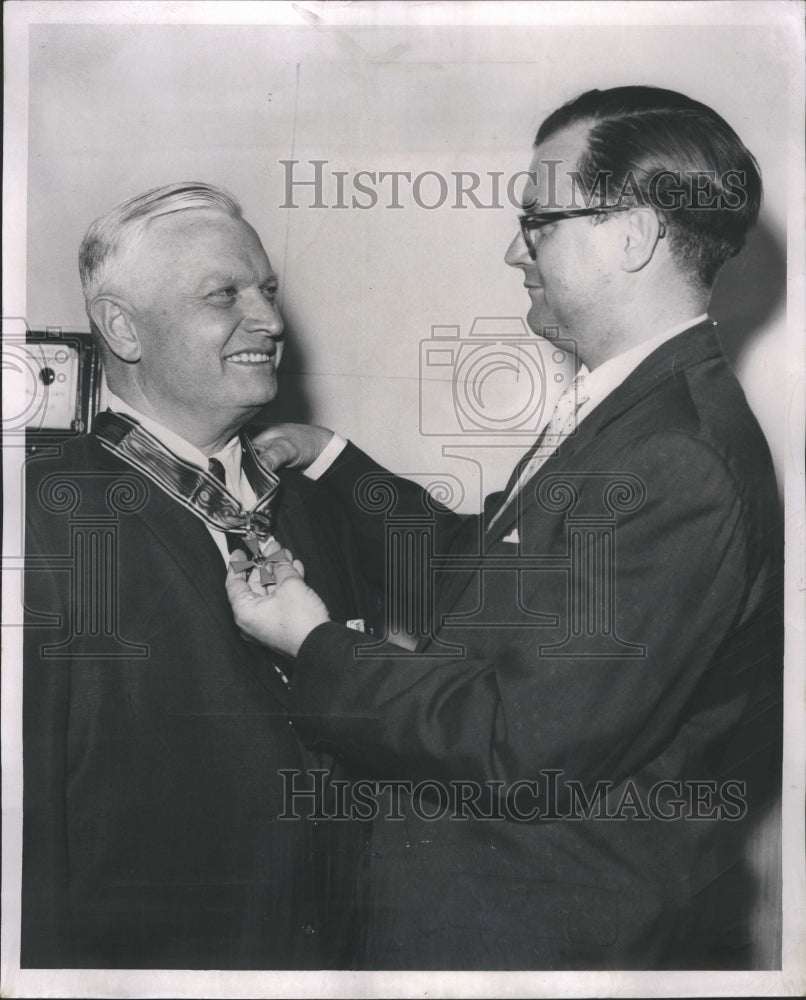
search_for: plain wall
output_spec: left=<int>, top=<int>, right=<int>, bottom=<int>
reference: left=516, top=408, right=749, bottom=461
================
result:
left=25, top=21, right=790, bottom=511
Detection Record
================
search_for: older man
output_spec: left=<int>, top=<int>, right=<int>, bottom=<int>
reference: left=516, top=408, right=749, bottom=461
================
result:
left=23, top=183, right=368, bottom=969
left=229, top=88, right=783, bottom=969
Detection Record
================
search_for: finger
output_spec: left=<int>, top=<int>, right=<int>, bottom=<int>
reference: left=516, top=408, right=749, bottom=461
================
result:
left=225, top=566, right=253, bottom=602
left=228, top=547, right=249, bottom=568
left=227, top=556, right=251, bottom=581
left=248, top=568, right=269, bottom=594
left=254, top=442, right=288, bottom=472
left=263, top=548, right=291, bottom=566
left=272, top=560, right=303, bottom=585
left=250, top=425, right=289, bottom=444
left=251, top=430, right=299, bottom=471
left=263, top=538, right=283, bottom=557
left=284, top=551, right=305, bottom=578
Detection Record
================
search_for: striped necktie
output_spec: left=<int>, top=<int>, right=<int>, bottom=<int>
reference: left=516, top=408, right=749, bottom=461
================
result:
left=208, top=457, right=246, bottom=554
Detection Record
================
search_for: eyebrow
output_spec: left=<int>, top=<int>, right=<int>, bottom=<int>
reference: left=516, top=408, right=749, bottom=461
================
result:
left=198, top=271, right=279, bottom=291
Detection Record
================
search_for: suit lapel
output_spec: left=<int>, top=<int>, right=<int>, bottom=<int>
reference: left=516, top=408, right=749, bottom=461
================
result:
left=553, top=320, right=721, bottom=462
left=486, top=321, right=722, bottom=545
left=88, top=436, right=291, bottom=704
left=430, top=322, right=723, bottom=631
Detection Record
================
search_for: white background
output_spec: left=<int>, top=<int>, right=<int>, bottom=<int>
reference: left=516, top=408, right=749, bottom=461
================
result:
left=20, top=12, right=794, bottom=508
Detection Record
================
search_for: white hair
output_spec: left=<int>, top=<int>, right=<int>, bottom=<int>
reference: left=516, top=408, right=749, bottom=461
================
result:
left=78, top=182, right=243, bottom=310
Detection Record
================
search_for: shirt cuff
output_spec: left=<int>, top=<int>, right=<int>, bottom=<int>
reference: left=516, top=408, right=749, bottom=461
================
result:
left=304, top=433, right=348, bottom=480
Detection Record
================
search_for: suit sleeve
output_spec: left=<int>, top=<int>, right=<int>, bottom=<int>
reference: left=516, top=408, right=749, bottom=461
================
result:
left=317, top=441, right=469, bottom=591
left=290, top=432, right=756, bottom=788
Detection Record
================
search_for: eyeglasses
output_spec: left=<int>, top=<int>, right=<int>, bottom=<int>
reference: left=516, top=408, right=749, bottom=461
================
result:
left=519, top=205, right=666, bottom=260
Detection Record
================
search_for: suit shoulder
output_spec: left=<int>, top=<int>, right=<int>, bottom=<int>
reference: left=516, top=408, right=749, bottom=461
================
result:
left=278, top=467, right=350, bottom=520
left=611, top=356, right=775, bottom=487
left=25, top=436, right=100, bottom=482
left=594, top=376, right=781, bottom=566
left=25, top=438, right=98, bottom=518
left=24, top=436, right=153, bottom=532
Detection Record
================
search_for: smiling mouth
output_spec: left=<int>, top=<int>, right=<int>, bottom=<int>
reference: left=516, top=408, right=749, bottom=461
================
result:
left=225, top=352, right=274, bottom=365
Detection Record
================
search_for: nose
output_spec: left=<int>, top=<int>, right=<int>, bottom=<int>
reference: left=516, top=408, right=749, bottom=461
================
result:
left=505, top=229, right=531, bottom=268
left=242, top=288, right=284, bottom=339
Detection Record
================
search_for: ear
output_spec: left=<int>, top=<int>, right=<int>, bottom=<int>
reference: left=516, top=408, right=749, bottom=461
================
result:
left=88, top=295, right=142, bottom=362
left=620, top=208, right=666, bottom=273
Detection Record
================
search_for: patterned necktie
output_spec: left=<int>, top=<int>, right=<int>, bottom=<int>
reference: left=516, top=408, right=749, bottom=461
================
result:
left=487, top=367, right=591, bottom=532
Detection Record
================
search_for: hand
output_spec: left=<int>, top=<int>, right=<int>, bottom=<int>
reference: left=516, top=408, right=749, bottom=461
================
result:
left=249, top=423, right=334, bottom=472
left=226, top=549, right=330, bottom=657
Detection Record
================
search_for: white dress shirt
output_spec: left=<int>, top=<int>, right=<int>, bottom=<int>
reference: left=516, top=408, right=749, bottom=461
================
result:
left=305, top=431, right=349, bottom=479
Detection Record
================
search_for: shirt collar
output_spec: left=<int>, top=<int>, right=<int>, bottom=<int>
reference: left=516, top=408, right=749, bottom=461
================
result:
left=209, top=435, right=245, bottom=494
left=103, top=389, right=243, bottom=478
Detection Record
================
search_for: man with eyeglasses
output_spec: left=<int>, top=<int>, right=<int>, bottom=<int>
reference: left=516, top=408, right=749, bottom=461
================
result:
left=227, top=86, right=783, bottom=970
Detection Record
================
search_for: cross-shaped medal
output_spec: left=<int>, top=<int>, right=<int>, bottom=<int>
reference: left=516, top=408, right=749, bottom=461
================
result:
left=229, top=534, right=292, bottom=585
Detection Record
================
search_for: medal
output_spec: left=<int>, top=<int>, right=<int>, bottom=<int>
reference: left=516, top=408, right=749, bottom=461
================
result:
left=228, top=537, right=292, bottom=584
left=94, top=411, right=282, bottom=547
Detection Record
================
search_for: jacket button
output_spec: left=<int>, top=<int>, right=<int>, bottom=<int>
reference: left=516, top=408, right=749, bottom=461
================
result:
left=302, top=923, right=316, bottom=935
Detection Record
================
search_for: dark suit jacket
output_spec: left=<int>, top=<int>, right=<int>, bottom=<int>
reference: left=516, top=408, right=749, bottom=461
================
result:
left=22, top=430, right=369, bottom=969
left=287, top=323, right=783, bottom=969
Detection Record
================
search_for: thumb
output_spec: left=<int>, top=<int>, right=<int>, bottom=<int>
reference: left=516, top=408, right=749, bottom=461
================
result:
left=255, top=438, right=294, bottom=472
left=226, top=561, right=253, bottom=601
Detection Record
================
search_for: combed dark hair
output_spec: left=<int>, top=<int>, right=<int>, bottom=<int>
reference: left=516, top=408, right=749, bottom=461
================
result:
left=536, top=86, right=762, bottom=287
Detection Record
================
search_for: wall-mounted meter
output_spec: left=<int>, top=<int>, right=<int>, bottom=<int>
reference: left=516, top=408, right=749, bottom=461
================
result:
left=17, top=330, right=102, bottom=442
left=24, top=339, right=82, bottom=430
